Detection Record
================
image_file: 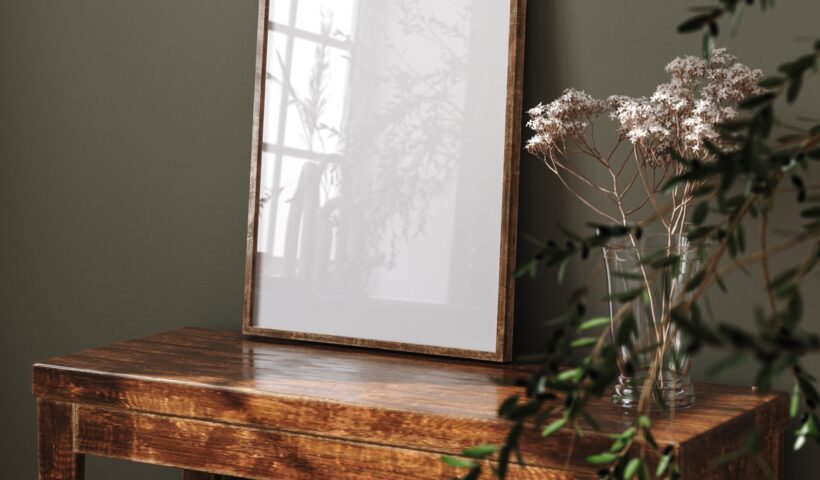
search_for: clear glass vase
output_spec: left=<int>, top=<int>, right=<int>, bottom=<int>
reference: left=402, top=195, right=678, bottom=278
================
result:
left=603, top=230, right=701, bottom=409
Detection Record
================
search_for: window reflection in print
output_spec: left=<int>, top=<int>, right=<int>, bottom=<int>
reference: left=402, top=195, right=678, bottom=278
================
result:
left=254, top=0, right=510, bottom=352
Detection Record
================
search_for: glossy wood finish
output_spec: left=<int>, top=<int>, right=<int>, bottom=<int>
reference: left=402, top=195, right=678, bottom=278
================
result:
left=34, top=328, right=788, bottom=479
left=77, top=406, right=559, bottom=480
left=242, top=0, right=527, bottom=362
left=37, top=400, right=84, bottom=480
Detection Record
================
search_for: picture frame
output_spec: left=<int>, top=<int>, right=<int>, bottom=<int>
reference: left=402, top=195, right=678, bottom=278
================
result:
left=242, top=0, right=527, bottom=361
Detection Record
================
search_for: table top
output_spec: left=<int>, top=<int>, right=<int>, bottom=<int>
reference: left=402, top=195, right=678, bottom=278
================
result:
left=32, top=327, right=788, bottom=474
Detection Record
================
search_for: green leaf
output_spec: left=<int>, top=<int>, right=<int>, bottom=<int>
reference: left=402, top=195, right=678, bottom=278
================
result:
left=644, top=428, right=659, bottom=451
left=506, top=400, right=541, bottom=419
left=579, top=317, right=610, bottom=331
left=581, top=410, right=601, bottom=432
left=610, top=271, right=644, bottom=280
left=650, top=255, right=681, bottom=270
left=640, top=248, right=674, bottom=265
left=807, top=412, right=820, bottom=437
left=795, top=434, right=807, bottom=451
left=715, top=273, right=729, bottom=293
left=758, top=75, right=786, bottom=89
left=739, top=92, right=776, bottom=109
left=610, top=437, right=626, bottom=453
left=702, top=138, right=724, bottom=156
left=776, top=133, right=807, bottom=145
left=498, top=395, right=519, bottom=417
left=796, top=376, right=820, bottom=406
left=790, top=383, right=801, bottom=418
left=801, top=206, right=820, bottom=218
left=703, top=33, right=715, bottom=61
left=685, top=271, right=706, bottom=292
left=727, top=232, right=738, bottom=258
left=570, top=337, right=597, bottom=348
left=542, top=417, right=568, bottom=438
left=586, top=452, right=618, bottom=465
left=736, top=223, right=746, bottom=254
left=716, top=119, right=751, bottom=133
left=677, top=13, right=712, bottom=33
left=557, top=256, right=571, bottom=284
left=692, top=202, right=709, bottom=225
left=557, top=368, right=583, bottom=382
left=664, top=169, right=712, bottom=191
left=770, top=267, right=799, bottom=294
left=787, top=290, right=805, bottom=327
left=607, top=288, right=644, bottom=302
left=639, top=463, right=651, bottom=480
left=730, top=2, right=745, bottom=35
left=515, top=260, right=537, bottom=279
left=656, top=454, right=671, bottom=477
left=623, top=458, right=642, bottom=479
left=616, top=313, right=637, bottom=346
left=787, top=74, right=804, bottom=103
left=441, top=455, right=477, bottom=469
left=780, top=54, right=817, bottom=77
left=692, top=184, right=716, bottom=197
left=610, top=427, right=636, bottom=440
left=638, top=415, right=651, bottom=429
left=462, top=444, right=498, bottom=459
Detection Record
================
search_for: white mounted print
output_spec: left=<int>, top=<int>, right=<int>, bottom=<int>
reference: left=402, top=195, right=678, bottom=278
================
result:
left=243, top=0, right=527, bottom=361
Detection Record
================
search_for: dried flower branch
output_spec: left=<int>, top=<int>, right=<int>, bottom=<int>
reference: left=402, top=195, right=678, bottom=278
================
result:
left=525, top=49, right=763, bottom=238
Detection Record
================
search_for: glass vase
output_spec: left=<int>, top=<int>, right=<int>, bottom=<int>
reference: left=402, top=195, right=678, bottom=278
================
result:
left=603, top=230, right=701, bottom=409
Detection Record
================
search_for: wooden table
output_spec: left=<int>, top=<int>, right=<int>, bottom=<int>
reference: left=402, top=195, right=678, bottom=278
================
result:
left=33, top=328, right=788, bottom=479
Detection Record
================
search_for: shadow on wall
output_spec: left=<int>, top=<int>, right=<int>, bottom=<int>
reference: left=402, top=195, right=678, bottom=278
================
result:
left=513, top=0, right=570, bottom=356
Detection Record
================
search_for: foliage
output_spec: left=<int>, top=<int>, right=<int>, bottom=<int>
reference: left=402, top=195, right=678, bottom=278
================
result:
left=446, top=1, right=820, bottom=479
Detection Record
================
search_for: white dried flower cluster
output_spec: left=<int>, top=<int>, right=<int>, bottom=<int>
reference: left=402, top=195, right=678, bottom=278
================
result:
left=525, top=89, right=605, bottom=157
left=610, top=48, right=763, bottom=162
left=526, top=48, right=764, bottom=165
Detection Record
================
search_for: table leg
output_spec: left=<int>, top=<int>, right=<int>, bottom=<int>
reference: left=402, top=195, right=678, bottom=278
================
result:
left=37, top=399, right=84, bottom=480
left=182, top=471, right=222, bottom=480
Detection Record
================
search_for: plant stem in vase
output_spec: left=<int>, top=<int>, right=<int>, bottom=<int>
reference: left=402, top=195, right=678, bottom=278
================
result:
left=525, top=49, right=764, bottom=408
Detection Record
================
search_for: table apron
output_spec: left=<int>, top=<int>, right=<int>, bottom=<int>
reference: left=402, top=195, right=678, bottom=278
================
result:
left=73, top=404, right=570, bottom=480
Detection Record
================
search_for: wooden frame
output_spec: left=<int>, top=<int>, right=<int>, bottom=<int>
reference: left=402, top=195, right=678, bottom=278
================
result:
left=242, top=0, right=527, bottom=361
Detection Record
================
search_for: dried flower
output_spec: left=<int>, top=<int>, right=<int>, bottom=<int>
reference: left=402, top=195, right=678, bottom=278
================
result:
left=524, top=49, right=764, bottom=229
left=605, top=48, right=764, bottom=161
left=525, top=89, right=605, bottom=157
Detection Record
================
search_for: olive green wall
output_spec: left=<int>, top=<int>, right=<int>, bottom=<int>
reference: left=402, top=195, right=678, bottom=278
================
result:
left=1, top=1, right=818, bottom=478
left=0, top=0, right=257, bottom=477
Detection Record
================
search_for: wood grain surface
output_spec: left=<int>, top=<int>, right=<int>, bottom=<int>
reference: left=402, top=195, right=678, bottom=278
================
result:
left=37, top=399, right=84, bottom=480
left=33, top=328, right=789, bottom=478
left=77, top=406, right=565, bottom=480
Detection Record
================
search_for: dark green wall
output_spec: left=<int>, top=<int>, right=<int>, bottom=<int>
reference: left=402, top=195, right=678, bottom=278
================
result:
left=1, top=0, right=257, bottom=477
left=2, top=1, right=818, bottom=478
